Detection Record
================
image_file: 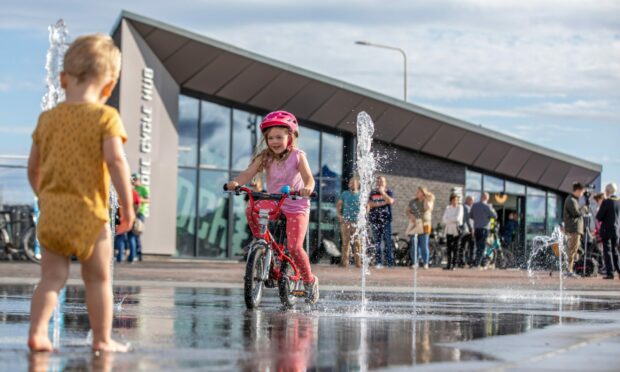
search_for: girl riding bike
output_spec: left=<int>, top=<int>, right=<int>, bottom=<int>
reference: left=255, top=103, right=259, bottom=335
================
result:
left=226, top=111, right=319, bottom=304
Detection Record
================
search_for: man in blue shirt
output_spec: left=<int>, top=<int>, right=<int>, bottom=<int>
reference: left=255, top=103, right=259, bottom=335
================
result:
left=368, top=176, right=395, bottom=268
left=469, top=192, right=498, bottom=268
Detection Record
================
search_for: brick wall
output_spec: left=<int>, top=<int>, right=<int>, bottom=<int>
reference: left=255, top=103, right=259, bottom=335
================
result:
left=371, top=142, right=466, bottom=237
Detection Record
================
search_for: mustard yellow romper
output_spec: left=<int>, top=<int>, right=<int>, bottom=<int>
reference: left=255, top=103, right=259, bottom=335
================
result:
left=32, top=102, right=127, bottom=261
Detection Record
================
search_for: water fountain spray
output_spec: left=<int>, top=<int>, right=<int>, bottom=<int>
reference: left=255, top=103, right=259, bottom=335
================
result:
left=354, top=112, right=376, bottom=313
left=41, top=19, right=69, bottom=350
left=528, top=225, right=567, bottom=323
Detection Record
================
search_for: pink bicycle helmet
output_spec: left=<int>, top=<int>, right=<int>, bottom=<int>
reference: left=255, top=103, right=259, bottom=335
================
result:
left=259, top=111, right=299, bottom=137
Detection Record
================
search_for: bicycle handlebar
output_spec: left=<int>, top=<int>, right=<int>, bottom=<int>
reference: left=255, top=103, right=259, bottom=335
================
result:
left=222, top=184, right=317, bottom=199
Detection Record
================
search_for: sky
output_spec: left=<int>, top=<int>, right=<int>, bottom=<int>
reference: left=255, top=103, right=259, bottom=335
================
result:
left=1, top=0, right=619, bottom=188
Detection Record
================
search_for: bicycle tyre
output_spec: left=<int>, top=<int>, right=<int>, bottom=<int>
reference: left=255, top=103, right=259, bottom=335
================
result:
left=394, top=238, right=411, bottom=266
left=497, top=249, right=515, bottom=269
left=430, top=243, right=445, bottom=267
left=22, top=227, right=40, bottom=264
left=0, top=228, right=10, bottom=260
left=244, top=243, right=268, bottom=309
left=278, top=260, right=300, bottom=308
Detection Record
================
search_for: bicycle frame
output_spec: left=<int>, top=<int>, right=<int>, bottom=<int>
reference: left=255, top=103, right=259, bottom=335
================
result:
left=239, top=186, right=302, bottom=284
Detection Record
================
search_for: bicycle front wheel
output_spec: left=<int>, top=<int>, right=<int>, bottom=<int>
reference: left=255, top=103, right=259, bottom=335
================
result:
left=244, top=243, right=269, bottom=309
left=278, top=260, right=300, bottom=309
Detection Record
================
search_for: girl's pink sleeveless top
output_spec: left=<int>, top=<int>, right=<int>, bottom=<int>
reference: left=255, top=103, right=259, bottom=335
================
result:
left=265, top=148, right=310, bottom=215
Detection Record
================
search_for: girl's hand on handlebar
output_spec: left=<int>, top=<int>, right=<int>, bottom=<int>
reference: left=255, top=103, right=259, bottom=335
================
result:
left=299, top=186, right=313, bottom=198
left=225, top=181, right=239, bottom=191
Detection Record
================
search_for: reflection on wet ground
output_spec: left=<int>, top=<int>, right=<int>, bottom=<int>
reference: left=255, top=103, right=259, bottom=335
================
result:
left=1, top=285, right=619, bottom=371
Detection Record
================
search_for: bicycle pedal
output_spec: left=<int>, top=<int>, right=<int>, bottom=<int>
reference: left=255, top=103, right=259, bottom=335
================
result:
left=291, top=290, right=306, bottom=297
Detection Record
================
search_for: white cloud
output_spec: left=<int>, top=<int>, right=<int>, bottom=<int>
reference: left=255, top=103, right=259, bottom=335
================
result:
left=0, top=125, right=34, bottom=135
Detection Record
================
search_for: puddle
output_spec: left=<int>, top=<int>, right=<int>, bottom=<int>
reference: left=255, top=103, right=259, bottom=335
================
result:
left=1, top=285, right=619, bottom=370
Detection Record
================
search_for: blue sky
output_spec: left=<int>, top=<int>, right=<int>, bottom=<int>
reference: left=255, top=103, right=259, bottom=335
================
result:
left=1, top=0, right=619, bottom=188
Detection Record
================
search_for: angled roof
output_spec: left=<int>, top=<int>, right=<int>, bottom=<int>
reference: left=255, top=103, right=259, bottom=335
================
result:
left=113, top=11, right=602, bottom=193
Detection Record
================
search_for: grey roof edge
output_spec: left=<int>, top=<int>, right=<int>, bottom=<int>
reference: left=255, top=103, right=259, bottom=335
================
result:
left=113, top=10, right=601, bottom=174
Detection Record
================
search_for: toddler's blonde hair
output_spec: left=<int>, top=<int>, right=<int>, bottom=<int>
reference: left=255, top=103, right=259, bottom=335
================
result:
left=63, top=34, right=121, bottom=83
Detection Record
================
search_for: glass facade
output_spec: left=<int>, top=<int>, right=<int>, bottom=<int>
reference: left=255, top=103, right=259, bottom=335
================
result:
left=176, top=93, right=344, bottom=258
left=465, top=168, right=569, bottom=265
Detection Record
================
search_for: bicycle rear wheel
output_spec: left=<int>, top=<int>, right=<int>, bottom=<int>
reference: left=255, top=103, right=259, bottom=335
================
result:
left=244, top=243, right=269, bottom=309
left=496, top=249, right=515, bottom=269
left=394, top=238, right=411, bottom=266
left=22, top=227, right=40, bottom=264
left=278, top=260, right=301, bottom=308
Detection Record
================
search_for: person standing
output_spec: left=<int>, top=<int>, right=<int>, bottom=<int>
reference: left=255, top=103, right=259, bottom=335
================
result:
left=563, top=182, right=588, bottom=276
left=336, top=176, right=361, bottom=268
left=406, top=186, right=435, bottom=269
left=459, top=195, right=475, bottom=267
left=26, top=34, right=132, bottom=352
left=131, top=173, right=149, bottom=260
left=596, top=183, right=620, bottom=279
left=469, top=192, right=497, bottom=268
left=442, top=194, right=464, bottom=270
left=368, top=176, right=395, bottom=268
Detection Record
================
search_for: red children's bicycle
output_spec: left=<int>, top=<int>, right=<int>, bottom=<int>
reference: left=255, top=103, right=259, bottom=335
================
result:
left=224, top=184, right=315, bottom=309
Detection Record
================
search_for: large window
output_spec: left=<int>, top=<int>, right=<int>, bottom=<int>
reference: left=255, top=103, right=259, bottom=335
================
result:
left=505, top=181, right=526, bottom=195
left=546, top=193, right=562, bottom=233
left=465, top=169, right=482, bottom=202
left=232, top=109, right=259, bottom=171
left=176, top=168, right=197, bottom=256
left=200, top=101, right=230, bottom=169
left=319, top=133, right=343, bottom=249
left=178, top=96, right=199, bottom=167
left=483, top=175, right=504, bottom=193
left=525, top=187, right=547, bottom=245
left=176, top=94, right=344, bottom=259
left=197, top=170, right=229, bottom=257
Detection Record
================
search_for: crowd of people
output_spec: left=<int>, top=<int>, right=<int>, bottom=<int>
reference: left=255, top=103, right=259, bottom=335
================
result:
left=566, top=181, right=620, bottom=280
left=335, top=175, right=505, bottom=271
left=335, top=177, right=620, bottom=280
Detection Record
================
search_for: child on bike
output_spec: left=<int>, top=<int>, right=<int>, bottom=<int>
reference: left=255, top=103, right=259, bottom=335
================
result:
left=27, top=34, right=134, bottom=352
left=226, top=111, right=319, bottom=304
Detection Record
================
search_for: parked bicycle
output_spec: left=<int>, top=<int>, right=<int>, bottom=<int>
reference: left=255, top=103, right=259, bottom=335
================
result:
left=480, top=226, right=515, bottom=269
left=224, top=184, right=316, bottom=309
left=392, top=225, right=445, bottom=267
left=0, top=206, right=39, bottom=264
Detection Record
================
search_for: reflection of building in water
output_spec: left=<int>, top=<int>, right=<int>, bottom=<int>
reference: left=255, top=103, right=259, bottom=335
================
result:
left=172, top=288, right=244, bottom=349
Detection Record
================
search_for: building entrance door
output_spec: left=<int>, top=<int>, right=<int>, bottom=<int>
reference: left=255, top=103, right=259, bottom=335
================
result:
left=490, top=194, right=526, bottom=266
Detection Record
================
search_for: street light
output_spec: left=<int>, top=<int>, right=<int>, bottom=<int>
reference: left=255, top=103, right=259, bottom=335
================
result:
left=355, top=40, right=408, bottom=102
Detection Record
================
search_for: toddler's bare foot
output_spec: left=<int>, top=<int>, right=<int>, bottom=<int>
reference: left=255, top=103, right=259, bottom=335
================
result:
left=92, top=339, right=130, bottom=353
left=28, top=335, right=53, bottom=352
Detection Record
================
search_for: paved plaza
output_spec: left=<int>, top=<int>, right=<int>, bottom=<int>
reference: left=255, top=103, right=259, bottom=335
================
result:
left=1, top=260, right=619, bottom=371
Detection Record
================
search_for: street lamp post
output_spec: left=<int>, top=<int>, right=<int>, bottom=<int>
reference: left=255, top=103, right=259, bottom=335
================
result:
left=355, top=40, right=408, bottom=102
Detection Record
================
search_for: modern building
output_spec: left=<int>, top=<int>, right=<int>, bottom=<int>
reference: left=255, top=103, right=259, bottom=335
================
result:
left=104, top=11, right=602, bottom=262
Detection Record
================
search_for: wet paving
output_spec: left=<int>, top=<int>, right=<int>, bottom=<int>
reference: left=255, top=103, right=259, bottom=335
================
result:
left=1, top=284, right=620, bottom=371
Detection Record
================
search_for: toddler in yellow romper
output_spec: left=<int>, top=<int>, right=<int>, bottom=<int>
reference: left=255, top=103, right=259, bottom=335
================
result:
left=27, top=34, right=135, bottom=353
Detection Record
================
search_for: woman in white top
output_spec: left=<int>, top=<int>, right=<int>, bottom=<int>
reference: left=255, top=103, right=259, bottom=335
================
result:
left=442, top=194, right=464, bottom=270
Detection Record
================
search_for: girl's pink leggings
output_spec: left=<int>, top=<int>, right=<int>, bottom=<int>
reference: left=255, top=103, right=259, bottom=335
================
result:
left=246, top=208, right=314, bottom=284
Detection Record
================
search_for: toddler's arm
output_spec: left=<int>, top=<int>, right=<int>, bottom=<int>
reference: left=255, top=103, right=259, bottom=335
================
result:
left=103, top=136, right=135, bottom=234
left=27, top=144, right=41, bottom=195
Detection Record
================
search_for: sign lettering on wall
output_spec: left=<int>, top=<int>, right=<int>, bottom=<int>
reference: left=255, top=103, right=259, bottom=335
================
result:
left=139, top=67, right=153, bottom=188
